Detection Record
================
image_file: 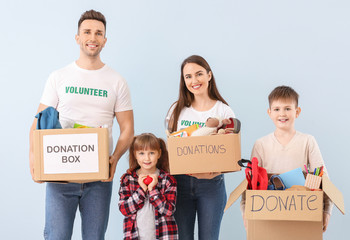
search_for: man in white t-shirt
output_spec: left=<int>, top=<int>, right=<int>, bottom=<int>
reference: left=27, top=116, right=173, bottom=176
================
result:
left=29, top=10, right=134, bottom=240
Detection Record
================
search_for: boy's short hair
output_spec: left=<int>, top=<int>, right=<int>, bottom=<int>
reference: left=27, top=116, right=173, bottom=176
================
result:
left=268, top=86, right=299, bottom=107
left=78, top=9, right=106, bottom=32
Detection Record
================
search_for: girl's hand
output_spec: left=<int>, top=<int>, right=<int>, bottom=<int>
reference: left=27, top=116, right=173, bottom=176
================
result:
left=189, top=172, right=221, bottom=179
left=138, top=174, right=148, bottom=192
left=147, top=174, right=158, bottom=191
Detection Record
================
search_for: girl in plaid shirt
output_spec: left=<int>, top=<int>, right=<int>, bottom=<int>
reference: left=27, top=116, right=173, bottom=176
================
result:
left=119, top=133, right=178, bottom=240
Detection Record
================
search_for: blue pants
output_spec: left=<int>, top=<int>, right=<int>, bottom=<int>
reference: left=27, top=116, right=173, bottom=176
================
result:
left=44, top=181, right=112, bottom=240
left=174, top=174, right=226, bottom=240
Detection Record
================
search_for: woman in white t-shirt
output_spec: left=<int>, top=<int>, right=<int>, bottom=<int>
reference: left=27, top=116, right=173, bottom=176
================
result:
left=165, top=55, right=235, bottom=240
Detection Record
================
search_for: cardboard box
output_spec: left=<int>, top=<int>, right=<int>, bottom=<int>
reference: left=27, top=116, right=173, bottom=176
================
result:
left=224, top=177, right=345, bottom=240
left=33, top=128, right=109, bottom=182
left=167, top=133, right=241, bottom=175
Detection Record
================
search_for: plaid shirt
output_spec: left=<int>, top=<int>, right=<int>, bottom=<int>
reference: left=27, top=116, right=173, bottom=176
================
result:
left=119, top=169, right=178, bottom=240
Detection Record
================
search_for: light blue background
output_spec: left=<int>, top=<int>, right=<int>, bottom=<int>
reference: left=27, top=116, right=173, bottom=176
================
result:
left=1, top=0, right=349, bottom=239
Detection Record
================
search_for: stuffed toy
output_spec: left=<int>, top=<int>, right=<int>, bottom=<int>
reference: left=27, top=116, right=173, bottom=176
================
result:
left=221, top=117, right=241, bottom=134
left=191, top=117, right=225, bottom=136
left=191, top=117, right=241, bottom=136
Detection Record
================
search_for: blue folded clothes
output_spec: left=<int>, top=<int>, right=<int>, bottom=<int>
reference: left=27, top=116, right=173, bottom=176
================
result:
left=278, top=168, right=306, bottom=189
left=35, top=106, right=62, bottom=130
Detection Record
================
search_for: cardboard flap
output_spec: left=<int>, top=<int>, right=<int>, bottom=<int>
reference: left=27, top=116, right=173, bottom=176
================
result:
left=322, top=176, right=345, bottom=215
left=224, top=179, right=247, bottom=212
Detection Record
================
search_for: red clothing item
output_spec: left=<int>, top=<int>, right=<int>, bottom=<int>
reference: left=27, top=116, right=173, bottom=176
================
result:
left=119, top=169, right=178, bottom=240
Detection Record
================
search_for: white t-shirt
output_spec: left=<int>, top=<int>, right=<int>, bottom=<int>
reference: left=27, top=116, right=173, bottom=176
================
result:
left=40, top=62, right=132, bottom=155
left=166, top=101, right=235, bottom=132
left=136, top=196, right=156, bottom=240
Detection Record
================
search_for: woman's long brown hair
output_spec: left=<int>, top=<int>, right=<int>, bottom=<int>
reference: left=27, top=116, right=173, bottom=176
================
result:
left=167, top=55, right=228, bottom=132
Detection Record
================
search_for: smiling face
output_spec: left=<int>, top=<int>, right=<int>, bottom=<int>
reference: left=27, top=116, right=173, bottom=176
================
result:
left=268, top=99, right=301, bottom=132
left=182, top=63, right=212, bottom=98
left=135, top=148, right=161, bottom=174
left=75, top=19, right=106, bottom=58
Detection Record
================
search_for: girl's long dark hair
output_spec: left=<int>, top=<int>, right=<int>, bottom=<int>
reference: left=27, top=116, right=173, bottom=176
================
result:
left=128, top=133, right=169, bottom=172
left=168, top=55, right=228, bottom=132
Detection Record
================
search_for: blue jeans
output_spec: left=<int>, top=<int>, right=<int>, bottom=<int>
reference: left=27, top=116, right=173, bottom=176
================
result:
left=44, top=181, right=112, bottom=240
left=174, top=174, right=227, bottom=240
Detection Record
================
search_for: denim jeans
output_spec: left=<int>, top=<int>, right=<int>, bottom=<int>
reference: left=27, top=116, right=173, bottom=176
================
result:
left=174, top=174, right=226, bottom=240
left=44, top=181, right=113, bottom=240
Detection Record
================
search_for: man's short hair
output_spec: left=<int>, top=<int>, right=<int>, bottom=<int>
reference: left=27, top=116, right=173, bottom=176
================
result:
left=268, top=85, right=299, bottom=107
left=78, top=9, right=106, bottom=32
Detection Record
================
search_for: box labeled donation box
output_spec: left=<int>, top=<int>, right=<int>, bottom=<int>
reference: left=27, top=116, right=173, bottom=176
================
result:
left=33, top=128, right=109, bottom=182
left=167, top=133, right=241, bottom=175
left=224, top=177, right=345, bottom=240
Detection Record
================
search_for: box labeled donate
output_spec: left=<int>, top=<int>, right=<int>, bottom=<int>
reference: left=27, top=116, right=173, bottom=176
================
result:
left=224, top=177, right=345, bottom=240
left=33, top=128, right=109, bottom=182
left=167, top=133, right=241, bottom=174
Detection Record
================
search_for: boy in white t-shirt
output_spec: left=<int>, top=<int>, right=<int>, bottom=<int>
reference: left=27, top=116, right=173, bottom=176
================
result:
left=241, top=85, right=333, bottom=232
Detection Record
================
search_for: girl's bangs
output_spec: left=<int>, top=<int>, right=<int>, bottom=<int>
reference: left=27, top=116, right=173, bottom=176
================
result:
left=133, top=134, right=160, bottom=151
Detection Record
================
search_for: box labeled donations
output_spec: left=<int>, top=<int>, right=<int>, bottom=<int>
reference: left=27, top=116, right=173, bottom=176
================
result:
left=167, top=133, right=241, bottom=175
left=224, top=176, right=345, bottom=240
left=34, top=128, right=109, bottom=182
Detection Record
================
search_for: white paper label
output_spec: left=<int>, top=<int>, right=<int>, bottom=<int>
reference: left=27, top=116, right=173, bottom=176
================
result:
left=43, top=133, right=99, bottom=174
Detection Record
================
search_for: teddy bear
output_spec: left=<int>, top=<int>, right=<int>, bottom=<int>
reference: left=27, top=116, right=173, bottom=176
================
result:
left=191, top=117, right=240, bottom=136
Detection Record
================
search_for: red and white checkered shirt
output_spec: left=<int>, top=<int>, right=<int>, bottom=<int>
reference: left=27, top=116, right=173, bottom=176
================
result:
left=119, top=169, right=178, bottom=240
